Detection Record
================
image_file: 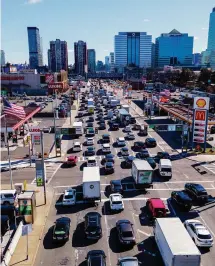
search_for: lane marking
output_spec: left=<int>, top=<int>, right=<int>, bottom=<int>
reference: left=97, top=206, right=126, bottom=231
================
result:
left=199, top=215, right=215, bottom=238
left=47, top=163, right=62, bottom=184
left=183, top=173, right=189, bottom=179
left=137, top=229, right=151, bottom=237
left=103, top=197, right=112, bottom=266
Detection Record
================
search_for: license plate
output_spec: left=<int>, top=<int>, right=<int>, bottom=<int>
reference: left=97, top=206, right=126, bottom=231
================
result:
left=91, top=232, right=96, bottom=234
left=57, top=237, right=63, bottom=239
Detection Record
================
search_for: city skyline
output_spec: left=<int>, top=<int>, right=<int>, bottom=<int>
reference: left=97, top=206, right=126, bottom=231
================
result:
left=1, top=0, right=215, bottom=64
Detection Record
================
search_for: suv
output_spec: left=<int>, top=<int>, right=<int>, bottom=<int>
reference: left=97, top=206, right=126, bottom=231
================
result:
left=0, top=190, right=17, bottom=205
left=102, top=134, right=110, bottom=143
left=116, top=220, right=136, bottom=245
left=184, top=183, right=208, bottom=203
left=146, top=198, right=167, bottom=219
left=86, top=250, right=106, bottom=266
left=84, top=212, right=102, bottom=239
left=133, top=141, right=146, bottom=151
left=171, top=190, right=192, bottom=211
left=145, top=138, right=157, bottom=147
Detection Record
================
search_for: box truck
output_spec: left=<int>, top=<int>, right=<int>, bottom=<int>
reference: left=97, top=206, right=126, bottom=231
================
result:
left=154, top=218, right=201, bottom=266
left=83, top=167, right=101, bottom=201
left=131, top=160, right=153, bottom=188
left=122, top=104, right=130, bottom=113
left=72, top=122, right=83, bottom=137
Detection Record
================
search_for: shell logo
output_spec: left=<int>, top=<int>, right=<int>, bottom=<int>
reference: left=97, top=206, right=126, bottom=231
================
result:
left=196, top=98, right=206, bottom=108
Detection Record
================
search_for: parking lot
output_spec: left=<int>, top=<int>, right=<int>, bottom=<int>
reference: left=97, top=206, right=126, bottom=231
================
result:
left=33, top=83, right=215, bottom=266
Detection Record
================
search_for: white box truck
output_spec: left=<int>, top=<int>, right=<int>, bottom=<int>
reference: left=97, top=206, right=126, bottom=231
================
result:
left=131, top=160, right=153, bottom=188
left=154, top=218, right=201, bottom=266
left=83, top=167, right=101, bottom=201
left=122, top=104, right=130, bottom=113
left=72, top=122, right=83, bottom=136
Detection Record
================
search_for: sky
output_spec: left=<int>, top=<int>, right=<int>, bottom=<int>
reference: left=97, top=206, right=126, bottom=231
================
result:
left=1, top=0, right=215, bottom=65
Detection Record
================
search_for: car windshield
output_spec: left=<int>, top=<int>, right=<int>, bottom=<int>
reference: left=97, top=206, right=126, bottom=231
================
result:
left=197, top=233, right=212, bottom=239
left=112, top=200, right=122, bottom=204
left=90, top=257, right=103, bottom=265
left=64, top=194, right=74, bottom=199
left=106, top=164, right=112, bottom=168
left=55, top=224, right=66, bottom=233
left=198, top=191, right=208, bottom=196
left=122, top=231, right=133, bottom=238
left=88, top=160, right=96, bottom=164
left=161, top=168, right=172, bottom=172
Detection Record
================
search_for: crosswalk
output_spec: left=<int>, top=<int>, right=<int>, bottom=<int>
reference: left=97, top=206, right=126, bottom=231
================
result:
left=203, top=162, right=215, bottom=174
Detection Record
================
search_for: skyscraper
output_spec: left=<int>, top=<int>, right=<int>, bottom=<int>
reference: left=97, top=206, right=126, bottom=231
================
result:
left=49, top=39, right=68, bottom=72
left=0, top=50, right=5, bottom=66
left=207, top=7, right=215, bottom=52
left=109, top=52, right=115, bottom=72
left=151, top=43, right=155, bottom=68
left=87, top=49, right=96, bottom=73
left=27, top=27, right=43, bottom=68
left=192, top=53, right=201, bottom=66
left=155, top=29, right=193, bottom=67
left=48, top=49, right=51, bottom=70
left=105, top=56, right=110, bottom=71
left=114, top=32, right=152, bottom=69
left=74, top=41, right=87, bottom=75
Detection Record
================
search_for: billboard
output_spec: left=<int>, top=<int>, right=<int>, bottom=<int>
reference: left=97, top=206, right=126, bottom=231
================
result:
left=35, top=159, right=45, bottom=187
left=45, top=74, right=54, bottom=84
left=48, top=82, right=64, bottom=90
left=193, top=97, right=210, bottom=110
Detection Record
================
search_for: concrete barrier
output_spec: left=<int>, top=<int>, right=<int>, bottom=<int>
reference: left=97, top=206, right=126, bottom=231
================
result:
left=1, top=221, right=23, bottom=266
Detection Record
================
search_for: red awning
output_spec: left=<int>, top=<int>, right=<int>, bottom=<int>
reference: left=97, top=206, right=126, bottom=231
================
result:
left=12, top=107, right=41, bottom=130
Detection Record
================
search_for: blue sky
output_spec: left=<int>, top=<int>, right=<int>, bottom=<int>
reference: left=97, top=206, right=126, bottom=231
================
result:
left=1, top=0, right=214, bottom=64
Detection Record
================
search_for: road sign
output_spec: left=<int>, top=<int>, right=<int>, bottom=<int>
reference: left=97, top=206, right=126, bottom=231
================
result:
left=35, top=159, right=45, bottom=187
left=22, top=224, right=32, bottom=236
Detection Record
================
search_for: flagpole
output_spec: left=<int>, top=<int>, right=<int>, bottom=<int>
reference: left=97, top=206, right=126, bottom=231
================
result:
left=4, top=115, right=13, bottom=189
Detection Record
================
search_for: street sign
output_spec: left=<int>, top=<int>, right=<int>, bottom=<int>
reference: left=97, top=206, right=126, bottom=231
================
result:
left=22, top=224, right=32, bottom=236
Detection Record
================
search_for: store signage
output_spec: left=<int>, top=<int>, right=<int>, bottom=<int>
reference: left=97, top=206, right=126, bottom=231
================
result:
left=45, top=74, right=54, bottom=84
left=48, top=82, right=64, bottom=90
left=1, top=76, right=24, bottom=81
left=192, top=109, right=207, bottom=143
left=29, top=126, right=40, bottom=135
left=32, top=134, right=41, bottom=145
left=193, top=97, right=209, bottom=110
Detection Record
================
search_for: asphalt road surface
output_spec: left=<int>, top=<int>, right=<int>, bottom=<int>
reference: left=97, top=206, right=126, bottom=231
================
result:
left=34, top=86, right=215, bottom=266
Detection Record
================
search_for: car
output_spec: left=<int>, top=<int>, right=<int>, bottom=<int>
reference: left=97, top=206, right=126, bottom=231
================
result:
left=171, top=191, right=192, bottom=211
left=145, top=157, right=156, bottom=169
left=84, top=212, right=102, bottom=239
left=66, top=155, right=78, bottom=166
left=27, top=102, right=39, bottom=107
left=125, top=132, right=135, bottom=140
left=102, top=133, right=110, bottom=143
left=133, top=141, right=146, bottom=151
left=136, top=150, right=149, bottom=159
left=86, top=250, right=106, bottom=266
left=77, top=112, right=83, bottom=117
left=79, top=107, right=84, bottom=111
left=145, top=138, right=157, bottom=147
left=97, top=113, right=103, bottom=119
left=111, top=123, right=119, bottom=130
left=120, top=147, right=129, bottom=157
left=102, top=143, right=111, bottom=153
left=105, top=162, right=114, bottom=173
left=103, top=153, right=115, bottom=164
left=85, top=146, right=95, bottom=156
left=99, top=122, right=106, bottom=130
left=124, top=126, right=131, bottom=132
left=117, top=137, right=126, bottom=147
left=52, top=217, right=71, bottom=242
left=87, top=156, right=97, bottom=167
left=99, top=118, right=105, bottom=124
left=132, top=124, right=141, bottom=131
left=73, top=142, right=82, bottom=152
left=109, top=193, right=124, bottom=212
left=138, top=128, right=147, bottom=136
left=42, top=127, right=51, bottom=133
left=62, top=189, right=76, bottom=206
left=86, top=137, right=94, bottom=146
left=124, top=156, right=135, bottom=168
left=184, top=183, right=208, bottom=203
left=117, top=257, right=140, bottom=266
left=88, top=116, right=94, bottom=122
left=116, top=220, right=136, bottom=245
left=129, top=117, right=136, bottom=124
left=87, top=122, right=94, bottom=128
left=0, top=190, right=17, bottom=205
left=86, top=127, right=95, bottom=136
left=146, top=198, right=167, bottom=219
left=156, top=151, right=171, bottom=160
left=184, top=220, right=213, bottom=248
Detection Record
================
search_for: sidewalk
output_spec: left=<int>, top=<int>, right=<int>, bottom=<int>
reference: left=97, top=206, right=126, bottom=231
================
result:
left=0, top=184, right=54, bottom=266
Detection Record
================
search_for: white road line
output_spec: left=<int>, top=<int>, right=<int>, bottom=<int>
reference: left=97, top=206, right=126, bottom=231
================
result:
left=199, top=215, right=215, bottom=238
left=164, top=180, right=214, bottom=184
left=211, top=184, right=215, bottom=188
left=47, top=163, right=62, bottom=184
left=183, top=173, right=189, bottom=179
left=137, top=229, right=151, bottom=237
left=103, top=198, right=112, bottom=266
left=111, top=137, right=114, bottom=143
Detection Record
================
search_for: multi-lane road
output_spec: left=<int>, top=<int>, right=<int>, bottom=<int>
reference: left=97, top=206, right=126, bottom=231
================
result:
left=34, top=86, right=215, bottom=266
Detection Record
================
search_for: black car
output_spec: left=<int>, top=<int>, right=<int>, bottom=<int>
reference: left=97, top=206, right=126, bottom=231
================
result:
left=97, top=113, right=103, bottom=119
left=77, top=112, right=83, bottom=117
left=85, top=146, right=95, bottom=156
left=133, top=141, right=146, bottom=151
left=88, top=117, right=94, bottom=122
left=105, top=162, right=114, bottom=173
left=86, top=250, right=106, bottom=266
left=100, top=123, right=106, bottom=130
left=171, top=191, right=192, bottom=211
left=99, top=118, right=105, bottom=124
left=124, top=156, right=135, bottom=168
left=111, top=123, right=119, bottom=130
left=110, top=180, right=123, bottom=193
left=184, top=183, right=208, bottom=203
left=145, top=138, right=157, bottom=147
left=104, top=153, right=115, bottom=164
left=129, top=117, right=136, bottom=124
left=84, top=212, right=102, bottom=239
left=102, top=134, right=110, bottom=143
left=145, top=157, right=156, bottom=169
left=52, top=217, right=71, bottom=242
left=156, top=152, right=171, bottom=160
left=132, top=124, right=141, bottom=131
left=136, top=150, right=150, bottom=159
left=87, top=122, right=94, bottom=128
left=116, top=220, right=136, bottom=245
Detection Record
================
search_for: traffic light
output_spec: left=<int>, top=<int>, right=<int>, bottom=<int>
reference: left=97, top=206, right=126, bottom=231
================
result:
left=95, top=127, right=98, bottom=134
left=55, top=136, right=61, bottom=149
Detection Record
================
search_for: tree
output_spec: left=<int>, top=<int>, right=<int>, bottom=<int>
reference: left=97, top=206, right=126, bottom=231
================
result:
left=179, top=69, right=195, bottom=85
left=198, top=68, right=212, bottom=83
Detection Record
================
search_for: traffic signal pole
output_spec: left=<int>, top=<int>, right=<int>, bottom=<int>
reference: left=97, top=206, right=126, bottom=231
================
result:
left=40, top=131, right=46, bottom=205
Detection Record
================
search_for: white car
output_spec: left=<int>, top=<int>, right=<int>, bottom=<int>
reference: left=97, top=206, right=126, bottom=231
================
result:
left=117, top=137, right=125, bottom=147
left=87, top=156, right=97, bottom=167
left=109, top=193, right=124, bottom=212
left=124, top=126, right=131, bottom=132
left=86, top=137, right=94, bottom=146
left=43, top=127, right=51, bottom=133
left=73, top=142, right=82, bottom=152
left=184, top=220, right=213, bottom=248
left=102, top=143, right=111, bottom=153
left=62, top=189, right=76, bottom=206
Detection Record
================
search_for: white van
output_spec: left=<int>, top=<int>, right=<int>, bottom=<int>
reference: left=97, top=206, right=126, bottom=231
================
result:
left=159, top=159, right=172, bottom=178
left=0, top=190, right=17, bottom=205
left=87, top=156, right=97, bottom=167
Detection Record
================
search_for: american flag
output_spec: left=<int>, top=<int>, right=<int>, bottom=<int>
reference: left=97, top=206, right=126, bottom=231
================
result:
left=3, top=98, right=26, bottom=120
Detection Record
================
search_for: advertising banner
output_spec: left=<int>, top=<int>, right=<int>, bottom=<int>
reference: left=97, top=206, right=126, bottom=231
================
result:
left=48, top=82, right=64, bottom=90
left=32, top=134, right=41, bottom=145
left=29, top=126, right=40, bottom=135
left=35, top=159, right=45, bottom=187
left=193, top=97, right=210, bottom=110
left=192, top=109, right=207, bottom=143
left=45, top=74, right=54, bottom=84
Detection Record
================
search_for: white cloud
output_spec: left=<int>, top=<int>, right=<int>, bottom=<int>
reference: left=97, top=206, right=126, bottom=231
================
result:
left=201, top=27, right=208, bottom=30
left=104, top=49, right=109, bottom=52
left=143, top=19, right=150, bottom=22
left=194, top=36, right=199, bottom=40
left=26, top=0, right=42, bottom=4
left=68, top=49, right=74, bottom=53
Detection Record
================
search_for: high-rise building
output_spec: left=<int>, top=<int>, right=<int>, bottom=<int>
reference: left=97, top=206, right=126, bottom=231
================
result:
left=155, top=29, right=193, bottom=67
left=49, top=39, right=68, bottom=72
left=114, top=32, right=152, bottom=69
left=96, top=61, right=104, bottom=71
left=151, top=43, right=156, bottom=68
left=192, top=53, right=201, bottom=66
left=1, top=50, right=6, bottom=66
left=105, top=56, right=110, bottom=71
left=74, top=41, right=87, bottom=75
left=27, top=27, right=43, bottom=68
left=87, top=49, right=96, bottom=73
left=47, top=49, right=51, bottom=70
left=109, top=52, right=115, bottom=72
left=207, top=7, right=215, bottom=52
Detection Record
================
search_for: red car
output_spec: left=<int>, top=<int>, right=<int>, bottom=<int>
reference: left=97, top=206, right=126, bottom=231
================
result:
left=66, top=156, right=78, bottom=166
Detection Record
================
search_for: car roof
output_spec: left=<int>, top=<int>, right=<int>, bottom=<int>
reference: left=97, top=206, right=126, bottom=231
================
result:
left=189, top=183, right=206, bottom=191
left=177, top=191, right=191, bottom=199
left=88, top=156, right=96, bottom=160
left=88, top=146, right=94, bottom=149
left=106, top=161, right=113, bottom=166
left=103, top=133, right=110, bottom=137
left=122, top=147, right=128, bottom=150
left=103, top=143, right=110, bottom=147
left=111, top=180, right=121, bottom=185
left=127, top=156, right=135, bottom=160
left=74, top=142, right=81, bottom=145
left=64, top=189, right=75, bottom=195
left=106, top=153, right=114, bottom=158
left=120, top=222, right=132, bottom=231
left=87, top=137, right=94, bottom=140
left=149, top=198, right=166, bottom=208
left=118, top=137, right=125, bottom=141
left=111, top=194, right=122, bottom=201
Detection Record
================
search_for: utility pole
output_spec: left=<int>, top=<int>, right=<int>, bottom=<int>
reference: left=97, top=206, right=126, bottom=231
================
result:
left=40, top=131, right=46, bottom=205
